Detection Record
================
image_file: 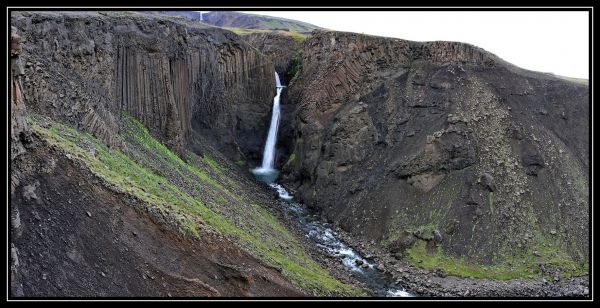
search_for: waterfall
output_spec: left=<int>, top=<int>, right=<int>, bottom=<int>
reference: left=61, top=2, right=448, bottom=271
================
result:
left=261, top=72, right=283, bottom=170
left=252, top=72, right=284, bottom=183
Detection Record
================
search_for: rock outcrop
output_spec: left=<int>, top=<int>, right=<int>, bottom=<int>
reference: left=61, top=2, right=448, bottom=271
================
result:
left=11, top=27, right=30, bottom=165
left=283, top=30, right=589, bottom=269
left=11, top=11, right=275, bottom=159
left=242, top=32, right=303, bottom=81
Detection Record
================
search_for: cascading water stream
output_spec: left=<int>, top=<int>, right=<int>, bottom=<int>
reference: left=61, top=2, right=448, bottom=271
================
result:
left=261, top=72, right=283, bottom=170
left=252, top=71, right=412, bottom=297
left=252, top=72, right=284, bottom=183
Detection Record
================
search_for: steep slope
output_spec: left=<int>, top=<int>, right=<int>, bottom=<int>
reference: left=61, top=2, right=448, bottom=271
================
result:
left=282, top=30, right=589, bottom=280
left=10, top=12, right=361, bottom=297
left=11, top=133, right=303, bottom=297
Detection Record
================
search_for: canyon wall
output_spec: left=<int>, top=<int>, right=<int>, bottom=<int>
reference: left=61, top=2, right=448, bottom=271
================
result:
left=11, top=11, right=275, bottom=158
left=283, top=30, right=589, bottom=267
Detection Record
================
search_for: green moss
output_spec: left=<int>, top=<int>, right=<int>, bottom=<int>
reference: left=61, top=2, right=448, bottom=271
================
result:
left=406, top=240, right=587, bottom=280
left=289, top=53, right=303, bottom=85
left=226, top=27, right=308, bottom=42
left=203, top=154, right=223, bottom=173
left=284, top=152, right=296, bottom=167
left=30, top=115, right=362, bottom=296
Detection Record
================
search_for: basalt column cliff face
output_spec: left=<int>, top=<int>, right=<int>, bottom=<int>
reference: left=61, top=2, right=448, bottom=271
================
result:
left=10, top=12, right=367, bottom=297
left=11, top=11, right=275, bottom=160
left=283, top=31, right=589, bottom=272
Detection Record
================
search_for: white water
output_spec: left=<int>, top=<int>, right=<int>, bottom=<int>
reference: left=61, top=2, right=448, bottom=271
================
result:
left=259, top=72, right=284, bottom=171
left=251, top=71, right=412, bottom=297
left=268, top=183, right=413, bottom=297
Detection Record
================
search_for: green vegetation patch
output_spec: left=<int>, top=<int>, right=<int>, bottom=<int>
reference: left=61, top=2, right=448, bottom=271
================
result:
left=30, top=115, right=362, bottom=296
left=226, top=27, right=309, bottom=42
left=406, top=240, right=587, bottom=280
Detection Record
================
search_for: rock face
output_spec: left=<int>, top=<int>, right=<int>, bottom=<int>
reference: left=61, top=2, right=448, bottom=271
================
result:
left=242, top=32, right=302, bottom=82
left=11, top=11, right=275, bottom=160
left=283, top=30, right=589, bottom=266
left=11, top=27, right=30, bottom=165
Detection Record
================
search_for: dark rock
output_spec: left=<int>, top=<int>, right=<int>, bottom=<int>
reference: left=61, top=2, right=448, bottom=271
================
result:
left=479, top=173, right=496, bottom=192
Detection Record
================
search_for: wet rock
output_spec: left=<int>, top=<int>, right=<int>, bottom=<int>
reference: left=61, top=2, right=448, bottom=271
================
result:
left=354, top=259, right=364, bottom=266
left=361, top=263, right=369, bottom=269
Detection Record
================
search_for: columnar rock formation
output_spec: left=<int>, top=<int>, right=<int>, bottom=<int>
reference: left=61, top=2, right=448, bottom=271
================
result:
left=11, top=11, right=275, bottom=158
left=283, top=30, right=589, bottom=267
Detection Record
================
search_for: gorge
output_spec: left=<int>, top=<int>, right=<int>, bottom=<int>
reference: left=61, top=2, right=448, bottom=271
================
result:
left=10, top=11, right=590, bottom=298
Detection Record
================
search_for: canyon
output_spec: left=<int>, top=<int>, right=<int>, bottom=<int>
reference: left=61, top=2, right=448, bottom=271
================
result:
left=10, top=11, right=589, bottom=298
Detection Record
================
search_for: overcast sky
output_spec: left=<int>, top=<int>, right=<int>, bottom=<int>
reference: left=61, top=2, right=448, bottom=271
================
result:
left=237, top=11, right=589, bottom=79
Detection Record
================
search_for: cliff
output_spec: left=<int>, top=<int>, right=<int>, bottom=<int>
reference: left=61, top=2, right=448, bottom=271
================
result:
left=283, top=30, right=589, bottom=276
left=11, top=11, right=275, bottom=159
left=10, top=12, right=360, bottom=297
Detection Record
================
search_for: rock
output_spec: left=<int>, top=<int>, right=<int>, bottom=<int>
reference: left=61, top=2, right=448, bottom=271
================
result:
left=553, top=272, right=561, bottom=282
left=361, top=263, right=369, bottom=269
left=101, top=271, right=106, bottom=277
left=376, top=264, right=385, bottom=271
left=550, top=230, right=557, bottom=235
left=435, top=268, right=447, bottom=278
left=406, top=130, right=415, bottom=137
left=22, top=182, right=39, bottom=201
left=433, top=230, right=442, bottom=243
left=354, top=259, right=364, bottom=266
left=480, top=173, right=496, bottom=192
left=86, top=211, right=92, bottom=217
left=583, top=287, right=589, bottom=296
left=533, top=251, right=541, bottom=257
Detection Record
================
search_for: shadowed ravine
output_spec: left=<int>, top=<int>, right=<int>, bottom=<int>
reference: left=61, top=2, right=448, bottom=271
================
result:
left=253, top=72, right=412, bottom=297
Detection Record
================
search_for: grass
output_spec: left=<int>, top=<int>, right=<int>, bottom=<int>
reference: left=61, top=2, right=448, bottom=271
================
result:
left=226, top=27, right=309, bottom=42
left=30, top=114, right=363, bottom=296
left=406, top=239, right=588, bottom=280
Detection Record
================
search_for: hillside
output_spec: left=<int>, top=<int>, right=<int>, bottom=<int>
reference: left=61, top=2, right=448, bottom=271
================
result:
left=10, top=11, right=361, bottom=297
left=10, top=10, right=589, bottom=298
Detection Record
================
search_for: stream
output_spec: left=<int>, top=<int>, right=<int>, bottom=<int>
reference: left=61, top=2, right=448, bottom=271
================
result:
left=267, top=181, right=412, bottom=297
left=252, top=71, right=412, bottom=297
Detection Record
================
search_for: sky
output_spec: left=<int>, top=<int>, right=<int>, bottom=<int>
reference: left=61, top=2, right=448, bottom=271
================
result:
left=237, top=11, right=590, bottom=79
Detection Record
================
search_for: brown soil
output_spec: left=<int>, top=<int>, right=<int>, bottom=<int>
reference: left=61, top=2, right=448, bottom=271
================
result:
left=10, top=136, right=304, bottom=297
